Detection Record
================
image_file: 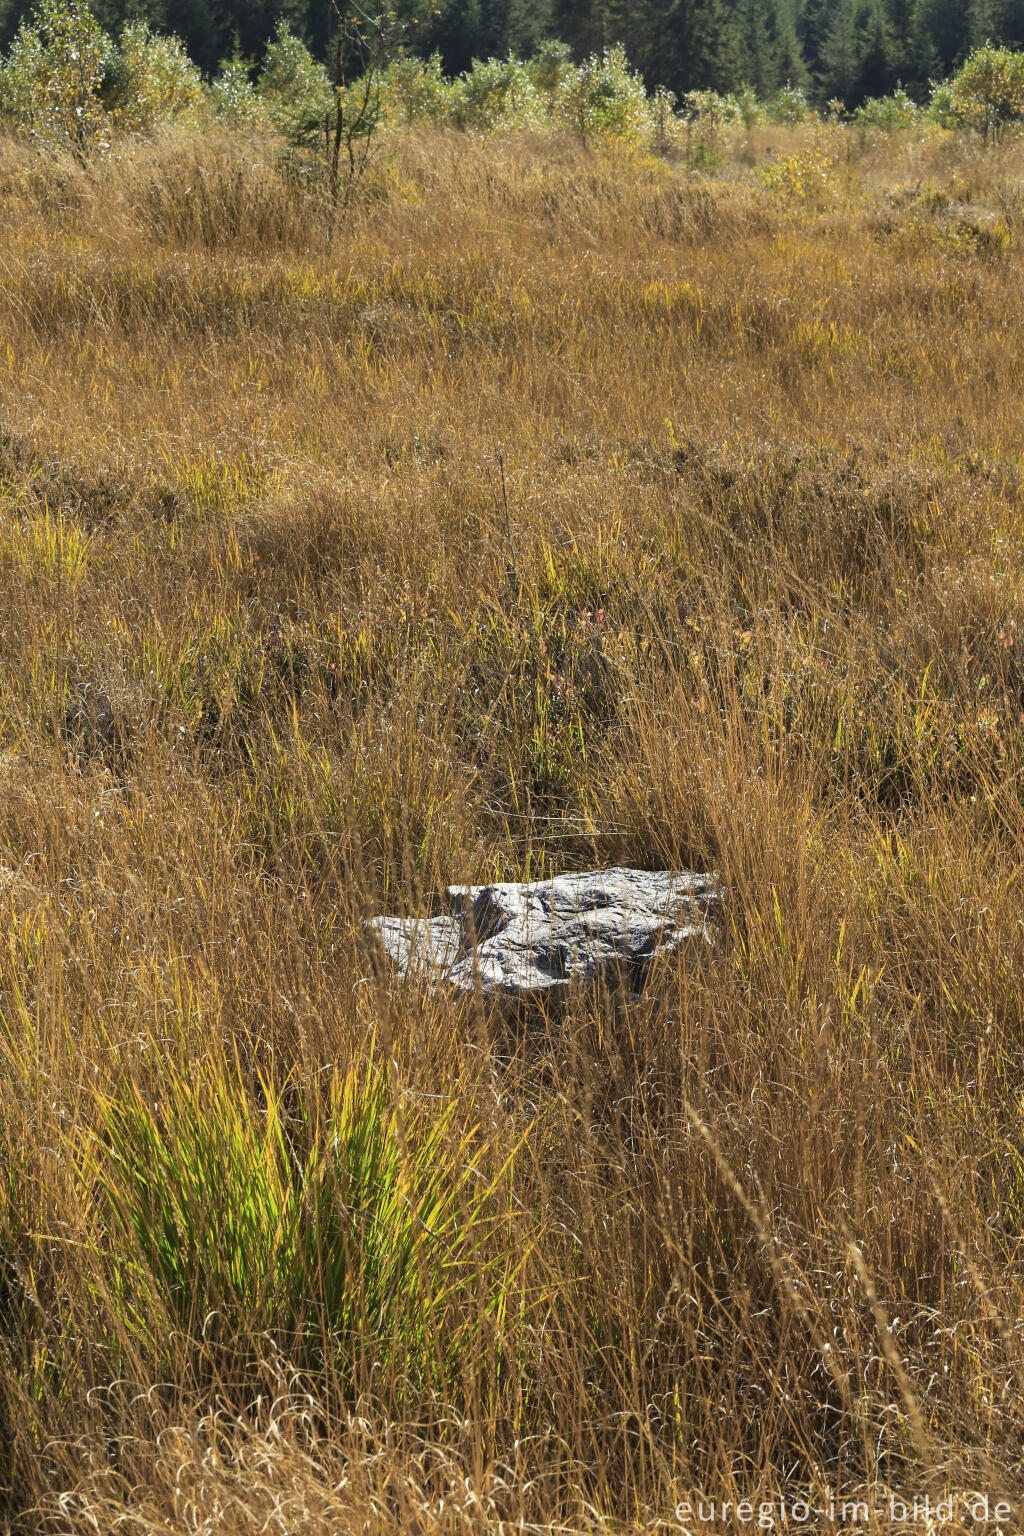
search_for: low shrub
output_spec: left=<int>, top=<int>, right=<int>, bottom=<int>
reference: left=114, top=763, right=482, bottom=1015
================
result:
left=209, top=54, right=268, bottom=130
left=257, top=20, right=333, bottom=138
left=853, top=86, right=922, bottom=130
left=553, top=44, right=650, bottom=143
left=0, top=0, right=110, bottom=152
left=448, top=53, right=546, bottom=132
left=949, top=43, right=1024, bottom=138
left=105, top=20, right=206, bottom=133
left=380, top=50, right=450, bottom=125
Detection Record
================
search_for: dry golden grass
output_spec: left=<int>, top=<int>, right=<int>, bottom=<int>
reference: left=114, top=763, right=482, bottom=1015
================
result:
left=1, top=120, right=1024, bottom=1531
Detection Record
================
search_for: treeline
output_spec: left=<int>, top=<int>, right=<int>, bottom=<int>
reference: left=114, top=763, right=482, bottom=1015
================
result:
left=0, top=0, right=1021, bottom=107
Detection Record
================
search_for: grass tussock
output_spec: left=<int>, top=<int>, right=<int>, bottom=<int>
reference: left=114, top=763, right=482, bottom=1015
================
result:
left=0, top=122, right=1023, bottom=1531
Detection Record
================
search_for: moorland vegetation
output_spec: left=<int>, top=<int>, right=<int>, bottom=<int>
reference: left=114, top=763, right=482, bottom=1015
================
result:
left=1, top=8, right=1024, bottom=1532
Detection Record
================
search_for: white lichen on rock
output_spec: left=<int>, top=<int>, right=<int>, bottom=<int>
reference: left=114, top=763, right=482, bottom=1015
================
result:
left=367, top=867, right=720, bottom=997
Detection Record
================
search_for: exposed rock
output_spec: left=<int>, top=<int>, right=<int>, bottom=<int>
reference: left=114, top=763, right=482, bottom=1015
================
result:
left=367, top=867, right=721, bottom=998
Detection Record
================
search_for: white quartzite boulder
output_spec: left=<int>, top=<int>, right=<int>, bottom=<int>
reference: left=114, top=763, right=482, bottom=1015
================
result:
left=367, top=867, right=720, bottom=998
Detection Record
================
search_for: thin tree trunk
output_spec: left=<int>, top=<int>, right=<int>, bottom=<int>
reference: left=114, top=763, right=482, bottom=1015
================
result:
left=330, top=0, right=352, bottom=204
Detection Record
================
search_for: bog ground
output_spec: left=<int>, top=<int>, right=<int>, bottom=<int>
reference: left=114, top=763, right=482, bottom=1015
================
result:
left=1, top=124, right=1023, bottom=1531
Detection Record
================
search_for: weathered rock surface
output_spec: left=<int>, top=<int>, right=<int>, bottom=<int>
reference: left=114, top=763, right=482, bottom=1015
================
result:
left=367, top=867, right=720, bottom=998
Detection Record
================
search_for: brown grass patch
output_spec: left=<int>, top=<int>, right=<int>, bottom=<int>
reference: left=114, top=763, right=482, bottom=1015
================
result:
left=0, top=122, right=1023, bottom=1531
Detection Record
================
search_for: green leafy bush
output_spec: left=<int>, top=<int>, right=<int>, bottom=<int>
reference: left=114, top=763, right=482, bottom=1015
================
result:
left=210, top=53, right=267, bottom=129
left=853, top=86, right=921, bottom=130
left=257, top=20, right=333, bottom=138
left=681, top=88, right=742, bottom=128
left=926, top=79, right=958, bottom=129
left=950, top=44, right=1024, bottom=138
left=733, top=83, right=761, bottom=128
left=649, top=84, right=681, bottom=150
left=761, top=147, right=838, bottom=202
left=677, top=89, right=738, bottom=168
left=380, top=51, right=450, bottom=125
left=528, top=37, right=572, bottom=99
left=767, top=83, right=812, bottom=125
left=0, top=0, right=111, bottom=152
left=106, top=20, right=206, bottom=132
left=449, top=54, right=546, bottom=131
left=13, top=18, right=1013, bottom=168
left=553, top=44, right=650, bottom=143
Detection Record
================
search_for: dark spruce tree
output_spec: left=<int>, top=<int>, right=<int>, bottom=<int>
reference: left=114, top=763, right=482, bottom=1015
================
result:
left=594, top=0, right=650, bottom=68
left=797, top=0, right=832, bottom=90
left=775, top=0, right=810, bottom=86
left=854, top=0, right=897, bottom=100
left=907, top=0, right=972, bottom=77
left=724, top=0, right=786, bottom=95
left=656, top=0, right=731, bottom=94
left=406, top=0, right=487, bottom=72
left=549, top=0, right=604, bottom=54
left=500, top=0, right=555, bottom=53
left=820, top=0, right=859, bottom=99
left=882, top=0, right=914, bottom=77
left=983, top=0, right=1024, bottom=47
left=589, top=0, right=732, bottom=95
